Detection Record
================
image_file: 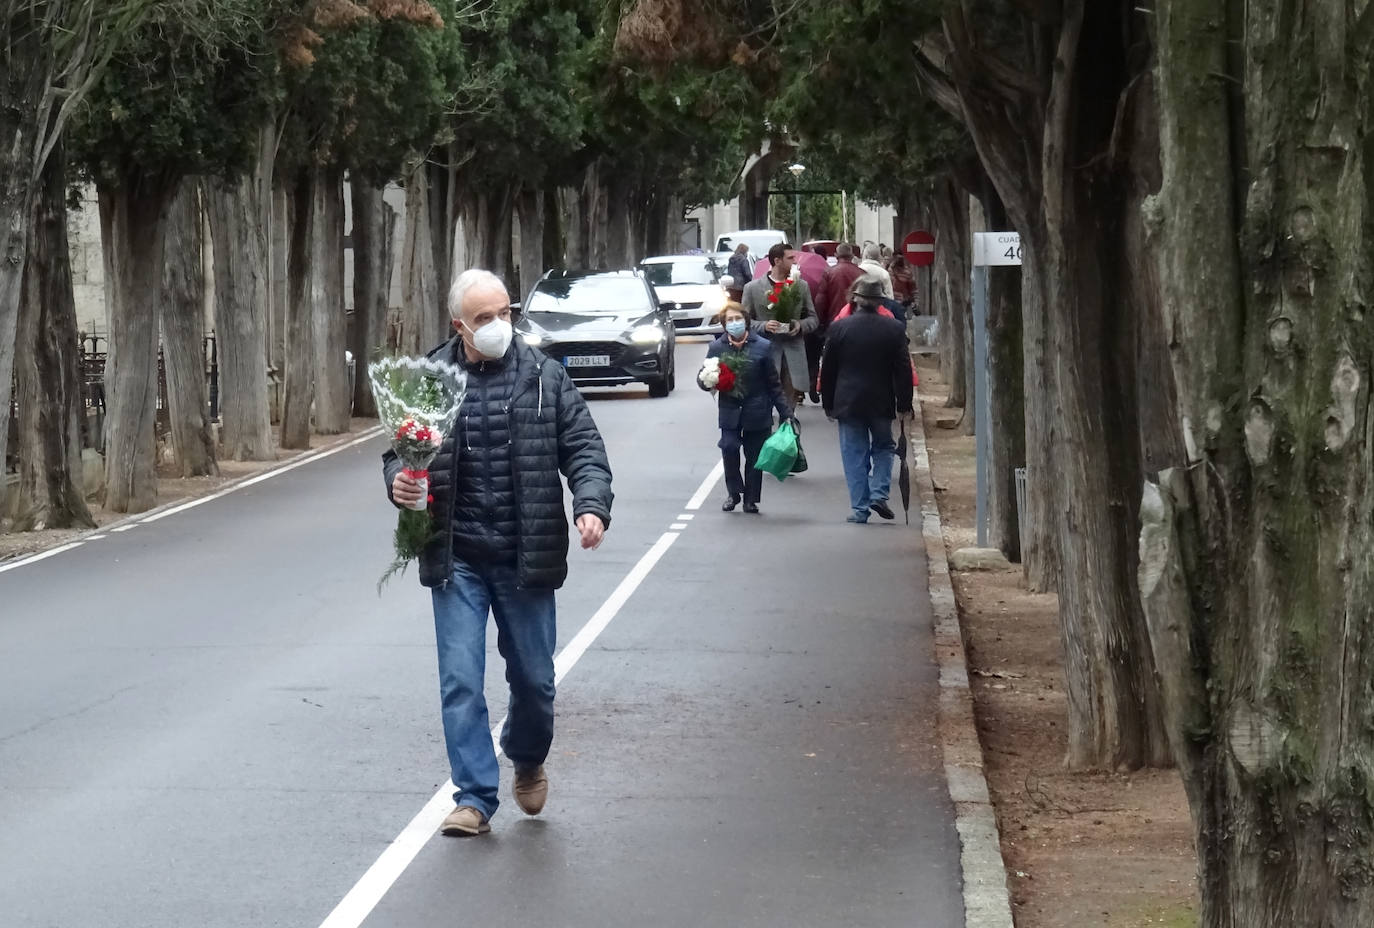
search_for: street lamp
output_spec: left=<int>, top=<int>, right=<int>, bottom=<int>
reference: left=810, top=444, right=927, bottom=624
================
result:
left=788, top=163, right=805, bottom=246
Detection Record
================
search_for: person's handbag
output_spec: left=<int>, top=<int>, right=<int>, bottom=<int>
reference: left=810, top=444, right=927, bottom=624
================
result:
left=755, top=420, right=799, bottom=481
left=788, top=417, right=808, bottom=474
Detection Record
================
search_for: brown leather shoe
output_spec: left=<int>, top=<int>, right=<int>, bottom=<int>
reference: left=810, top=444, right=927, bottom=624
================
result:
left=440, top=805, right=490, bottom=836
left=513, top=765, right=548, bottom=815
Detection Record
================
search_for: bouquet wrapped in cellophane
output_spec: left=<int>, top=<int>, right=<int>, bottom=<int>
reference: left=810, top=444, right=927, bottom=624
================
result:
left=369, top=356, right=468, bottom=591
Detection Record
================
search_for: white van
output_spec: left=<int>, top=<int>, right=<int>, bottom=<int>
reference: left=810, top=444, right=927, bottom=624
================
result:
left=713, top=229, right=788, bottom=258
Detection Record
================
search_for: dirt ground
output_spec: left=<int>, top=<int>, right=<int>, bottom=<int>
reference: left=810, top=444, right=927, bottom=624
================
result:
left=915, top=360, right=1197, bottom=928
left=0, top=418, right=379, bottom=562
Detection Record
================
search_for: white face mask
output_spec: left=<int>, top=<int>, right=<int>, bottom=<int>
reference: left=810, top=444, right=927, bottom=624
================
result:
left=463, top=317, right=513, bottom=359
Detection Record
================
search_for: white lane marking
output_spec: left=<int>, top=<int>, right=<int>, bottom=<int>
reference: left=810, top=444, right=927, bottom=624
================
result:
left=141, top=429, right=383, bottom=525
left=683, top=461, right=724, bottom=511
left=0, top=428, right=384, bottom=577
left=0, top=542, right=84, bottom=575
left=318, top=465, right=723, bottom=928
left=670, top=523, right=688, bottom=530
left=319, top=532, right=681, bottom=928
left=677, top=514, right=694, bottom=521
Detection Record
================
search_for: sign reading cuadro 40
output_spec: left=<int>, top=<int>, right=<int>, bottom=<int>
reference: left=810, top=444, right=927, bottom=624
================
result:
left=973, top=232, right=1023, bottom=267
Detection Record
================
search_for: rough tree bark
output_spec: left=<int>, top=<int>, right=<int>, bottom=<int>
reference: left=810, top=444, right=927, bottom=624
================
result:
left=280, top=170, right=314, bottom=450
left=515, top=186, right=545, bottom=304
left=1143, top=2, right=1374, bottom=923
left=309, top=167, right=349, bottom=435
left=922, top=0, right=1169, bottom=768
left=101, top=179, right=175, bottom=513
left=350, top=178, right=397, bottom=418
left=401, top=167, right=442, bottom=355
left=160, top=182, right=216, bottom=478
left=14, top=140, right=94, bottom=530
left=206, top=173, right=275, bottom=461
left=932, top=176, right=970, bottom=414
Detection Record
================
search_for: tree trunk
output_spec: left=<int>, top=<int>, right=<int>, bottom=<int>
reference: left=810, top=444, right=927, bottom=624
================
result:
left=1143, top=2, right=1374, bottom=923
left=269, top=184, right=289, bottom=422
left=0, top=144, right=35, bottom=488
left=102, top=179, right=174, bottom=513
left=161, top=182, right=216, bottom=478
left=605, top=175, right=633, bottom=269
left=401, top=167, right=442, bottom=355
left=933, top=177, right=969, bottom=413
left=310, top=166, right=349, bottom=435
left=542, top=188, right=564, bottom=272
left=206, top=173, right=275, bottom=461
left=515, top=187, right=545, bottom=305
left=350, top=178, right=397, bottom=418
left=280, top=170, right=314, bottom=450
left=14, top=139, right=94, bottom=530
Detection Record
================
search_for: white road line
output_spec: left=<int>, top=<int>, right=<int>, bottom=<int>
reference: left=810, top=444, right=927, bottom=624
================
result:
left=670, top=522, right=687, bottom=530
left=0, top=542, right=84, bottom=576
left=677, top=514, right=694, bottom=521
left=683, top=461, right=724, bottom=511
left=141, top=429, right=383, bottom=524
left=0, top=428, right=384, bottom=576
left=318, top=464, right=722, bottom=928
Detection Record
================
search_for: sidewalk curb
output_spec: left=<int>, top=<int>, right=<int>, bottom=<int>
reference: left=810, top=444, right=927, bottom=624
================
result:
left=914, top=390, right=1016, bottom=928
left=0, top=425, right=383, bottom=569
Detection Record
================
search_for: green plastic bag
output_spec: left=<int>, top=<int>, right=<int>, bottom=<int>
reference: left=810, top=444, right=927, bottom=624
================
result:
left=755, top=421, right=799, bottom=481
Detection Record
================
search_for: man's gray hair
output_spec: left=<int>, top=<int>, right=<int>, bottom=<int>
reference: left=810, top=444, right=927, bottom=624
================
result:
left=836, top=243, right=854, bottom=260
left=448, top=268, right=508, bottom=320
left=862, top=243, right=883, bottom=263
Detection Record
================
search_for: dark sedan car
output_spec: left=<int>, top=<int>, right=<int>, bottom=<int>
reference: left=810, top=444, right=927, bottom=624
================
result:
left=516, top=271, right=677, bottom=397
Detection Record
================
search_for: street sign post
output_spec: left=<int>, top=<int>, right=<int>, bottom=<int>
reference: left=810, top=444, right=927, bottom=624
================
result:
left=971, top=232, right=1023, bottom=547
left=901, top=229, right=936, bottom=267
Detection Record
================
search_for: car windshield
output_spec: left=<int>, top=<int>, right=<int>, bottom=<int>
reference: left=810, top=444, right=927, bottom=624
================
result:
left=525, top=277, right=652, bottom=314
left=640, top=260, right=715, bottom=288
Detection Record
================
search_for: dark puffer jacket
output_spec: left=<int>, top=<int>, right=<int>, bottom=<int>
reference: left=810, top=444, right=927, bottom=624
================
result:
left=382, top=337, right=613, bottom=590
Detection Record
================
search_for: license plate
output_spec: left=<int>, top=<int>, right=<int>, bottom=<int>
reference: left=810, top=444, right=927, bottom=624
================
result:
left=565, top=355, right=610, bottom=368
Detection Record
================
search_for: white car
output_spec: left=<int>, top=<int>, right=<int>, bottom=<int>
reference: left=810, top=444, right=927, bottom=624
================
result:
left=714, top=228, right=787, bottom=258
left=638, top=255, right=729, bottom=335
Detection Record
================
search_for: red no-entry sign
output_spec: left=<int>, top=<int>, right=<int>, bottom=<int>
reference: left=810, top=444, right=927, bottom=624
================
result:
left=902, top=229, right=936, bottom=267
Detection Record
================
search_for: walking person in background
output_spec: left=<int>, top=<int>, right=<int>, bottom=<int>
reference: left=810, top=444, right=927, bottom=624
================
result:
left=820, top=274, right=914, bottom=524
left=726, top=243, right=752, bottom=302
left=817, top=243, right=865, bottom=327
left=889, top=255, right=917, bottom=314
left=858, top=244, right=895, bottom=299
left=742, top=242, right=818, bottom=404
left=699, top=302, right=792, bottom=514
left=384, top=268, right=614, bottom=837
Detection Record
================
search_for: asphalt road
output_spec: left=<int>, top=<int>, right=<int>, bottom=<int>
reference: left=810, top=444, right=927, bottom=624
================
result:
left=0, top=339, right=962, bottom=928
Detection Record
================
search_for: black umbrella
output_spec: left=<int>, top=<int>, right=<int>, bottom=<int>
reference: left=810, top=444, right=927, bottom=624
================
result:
left=896, top=418, right=912, bottom=524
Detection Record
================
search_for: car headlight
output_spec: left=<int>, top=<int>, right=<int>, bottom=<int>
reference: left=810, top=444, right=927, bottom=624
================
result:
left=630, top=325, right=664, bottom=344
left=521, top=332, right=544, bottom=347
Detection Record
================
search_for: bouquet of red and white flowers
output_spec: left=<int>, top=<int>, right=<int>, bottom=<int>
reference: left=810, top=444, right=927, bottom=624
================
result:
left=698, top=351, right=752, bottom=399
left=766, top=277, right=804, bottom=325
left=368, top=356, right=468, bottom=590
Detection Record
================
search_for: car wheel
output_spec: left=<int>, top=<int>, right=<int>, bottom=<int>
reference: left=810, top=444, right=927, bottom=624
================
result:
left=648, top=377, right=671, bottom=398
left=667, top=364, right=676, bottom=392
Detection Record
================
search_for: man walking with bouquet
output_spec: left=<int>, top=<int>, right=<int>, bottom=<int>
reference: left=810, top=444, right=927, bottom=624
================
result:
left=742, top=242, right=818, bottom=404
left=384, top=268, right=613, bottom=837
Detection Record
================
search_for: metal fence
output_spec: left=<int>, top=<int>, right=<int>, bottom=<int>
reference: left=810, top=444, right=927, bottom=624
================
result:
left=1014, top=466, right=1029, bottom=561
left=7, top=332, right=219, bottom=471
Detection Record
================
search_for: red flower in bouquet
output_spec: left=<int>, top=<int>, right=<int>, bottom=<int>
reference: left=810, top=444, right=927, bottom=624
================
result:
left=717, top=362, right=737, bottom=395
left=768, top=279, right=801, bottom=323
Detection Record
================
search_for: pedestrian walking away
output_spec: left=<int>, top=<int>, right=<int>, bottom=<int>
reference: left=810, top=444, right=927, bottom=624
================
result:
left=819, top=272, right=915, bottom=524
left=726, top=243, right=752, bottom=302
left=858, top=243, right=895, bottom=300
left=383, top=268, right=614, bottom=837
left=741, top=242, right=819, bottom=403
left=697, top=302, right=793, bottom=514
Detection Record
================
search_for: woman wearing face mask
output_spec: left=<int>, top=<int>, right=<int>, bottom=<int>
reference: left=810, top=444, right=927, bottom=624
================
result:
left=698, top=302, right=793, bottom=513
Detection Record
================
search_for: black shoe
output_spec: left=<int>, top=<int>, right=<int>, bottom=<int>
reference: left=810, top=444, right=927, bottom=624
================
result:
left=743, top=502, right=760, bottom=514
left=870, top=500, right=895, bottom=520
left=722, top=496, right=740, bottom=512
left=808, top=390, right=821, bottom=404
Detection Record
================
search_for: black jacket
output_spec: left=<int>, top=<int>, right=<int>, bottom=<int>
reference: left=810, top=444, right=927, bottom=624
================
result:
left=383, top=338, right=613, bottom=590
left=819, top=309, right=915, bottom=421
left=701, top=332, right=791, bottom=432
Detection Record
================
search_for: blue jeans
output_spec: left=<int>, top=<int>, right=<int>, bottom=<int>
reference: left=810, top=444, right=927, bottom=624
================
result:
left=837, top=417, right=896, bottom=518
left=431, top=559, right=557, bottom=820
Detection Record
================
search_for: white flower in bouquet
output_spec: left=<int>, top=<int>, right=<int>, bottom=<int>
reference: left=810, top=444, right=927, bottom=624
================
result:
left=698, top=357, right=721, bottom=390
